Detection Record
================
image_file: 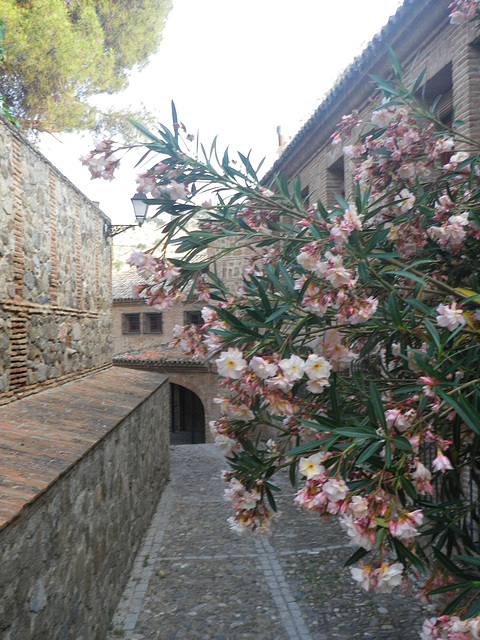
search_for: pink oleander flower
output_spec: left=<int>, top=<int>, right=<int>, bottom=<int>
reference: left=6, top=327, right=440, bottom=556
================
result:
left=316, top=252, right=354, bottom=288
left=330, top=204, right=363, bottom=246
left=444, top=150, right=470, bottom=171
left=340, top=514, right=375, bottom=551
left=323, top=478, right=349, bottom=503
left=348, top=296, right=379, bottom=325
left=250, top=356, right=278, bottom=379
left=304, top=354, right=332, bottom=381
left=163, top=180, right=189, bottom=201
left=429, top=212, right=469, bottom=249
left=306, top=377, right=331, bottom=393
left=299, top=453, right=326, bottom=480
left=384, top=408, right=416, bottom=433
left=201, top=307, right=217, bottom=324
left=396, top=188, right=416, bottom=213
left=215, top=348, right=247, bottom=379
left=315, top=328, right=358, bottom=372
left=436, top=302, right=467, bottom=331
left=350, top=563, right=374, bottom=590
left=266, top=374, right=294, bottom=393
left=214, top=433, right=241, bottom=455
left=389, top=510, right=423, bottom=542
left=411, top=461, right=434, bottom=494
left=375, top=562, right=404, bottom=593
left=278, top=355, right=305, bottom=383
left=432, top=450, right=453, bottom=472
left=371, top=99, right=397, bottom=128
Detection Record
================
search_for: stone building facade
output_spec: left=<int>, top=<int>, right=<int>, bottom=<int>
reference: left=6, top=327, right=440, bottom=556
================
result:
left=263, top=0, right=480, bottom=207
left=112, top=270, right=220, bottom=443
left=0, top=117, right=112, bottom=404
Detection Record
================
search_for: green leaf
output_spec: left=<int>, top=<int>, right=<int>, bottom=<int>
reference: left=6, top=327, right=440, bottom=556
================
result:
left=456, top=554, right=480, bottom=568
left=424, top=318, right=442, bottom=352
left=392, top=436, right=412, bottom=451
left=400, top=476, right=418, bottom=500
left=344, top=547, right=370, bottom=567
left=388, top=292, right=403, bottom=328
left=465, top=593, right=480, bottom=618
left=334, top=427, right=379, bottom=439
left=369, top=382, right=387, bottom=429
left=265, top=305, right=292, bottom=323
left=285, top=441, right=322, bottom=457
left=436, top=389, right=480, bottom=437
left=356, top=441, right=383, bottom=464
left=384, top=440, right=392, bottom=468
left=298, top=417, right=337, bottom=432
left=393, top=538, right=426, bottom=573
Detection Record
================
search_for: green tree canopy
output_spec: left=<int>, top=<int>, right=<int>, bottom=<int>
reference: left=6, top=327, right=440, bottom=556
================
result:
left=0, top=0, right=171, bottom=135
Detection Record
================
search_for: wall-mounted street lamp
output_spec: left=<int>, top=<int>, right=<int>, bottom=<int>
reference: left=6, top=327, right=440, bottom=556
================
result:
left=104, top=192, right=151, bottom=238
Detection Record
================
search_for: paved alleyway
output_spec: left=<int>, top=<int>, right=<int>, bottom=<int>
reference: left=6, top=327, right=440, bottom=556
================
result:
left=107, top=445, right=427, bottom=640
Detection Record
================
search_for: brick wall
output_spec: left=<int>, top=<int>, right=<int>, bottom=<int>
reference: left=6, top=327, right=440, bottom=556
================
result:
left=0, top=117, right=113, bottom=405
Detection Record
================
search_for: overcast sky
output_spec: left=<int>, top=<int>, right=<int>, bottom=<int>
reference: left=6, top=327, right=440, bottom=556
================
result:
left=39, top=0, right=404, bottom=224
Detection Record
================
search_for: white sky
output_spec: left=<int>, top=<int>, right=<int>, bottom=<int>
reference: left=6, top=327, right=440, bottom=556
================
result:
left=39, top=0, right=404, bottom=224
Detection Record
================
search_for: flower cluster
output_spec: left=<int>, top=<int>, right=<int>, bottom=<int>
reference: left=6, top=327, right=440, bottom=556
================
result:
left=80, top=139, right=120, bottom=181
left=91, top=42, right=480, bottom=631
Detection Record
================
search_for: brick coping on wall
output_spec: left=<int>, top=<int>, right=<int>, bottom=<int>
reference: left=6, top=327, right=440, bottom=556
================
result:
left=0, top=367, right=167, bottom=530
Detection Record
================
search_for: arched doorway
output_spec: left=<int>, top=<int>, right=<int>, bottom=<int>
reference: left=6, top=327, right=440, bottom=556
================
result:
left=170, top=383, right=206, bottom=444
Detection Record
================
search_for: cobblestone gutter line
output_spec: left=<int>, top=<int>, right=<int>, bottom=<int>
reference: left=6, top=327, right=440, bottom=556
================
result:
left=108, top=482, right=177, bottom=639
left=254, top=536, right=319, bottom=640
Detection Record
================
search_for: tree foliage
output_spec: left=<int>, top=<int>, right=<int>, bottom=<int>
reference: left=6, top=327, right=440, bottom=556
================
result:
left=0, top=0, right=171, bottom=135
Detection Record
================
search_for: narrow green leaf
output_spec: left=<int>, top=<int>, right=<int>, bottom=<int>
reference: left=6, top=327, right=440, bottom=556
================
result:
left=424, top=318, right=442, bottom=352
left=357, top=441, right=383, bottom=464
left=344, top=547, right=370, bottom=567
left=369, top=382, right=387, bottom=429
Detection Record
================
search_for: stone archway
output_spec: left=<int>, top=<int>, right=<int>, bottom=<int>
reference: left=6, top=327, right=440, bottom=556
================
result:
left=170, top=383, right=205, bottom=445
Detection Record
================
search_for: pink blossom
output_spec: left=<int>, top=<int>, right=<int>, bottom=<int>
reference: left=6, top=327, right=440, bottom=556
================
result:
left=278, top=355, right=305, bottom=382
left=163, top=180, right=189, bottom=201
left=323, top=478, right=349, bottom=502
left=432, top=450, right=453, bottom=472
left=436, top=302, right=467, bottom=331
left=250, top=356, right=278, bottom=379
left=215, top=348, right=247, bottom=379
left=299, top=453, right=326, bottom=479
left=411, top=461, right=434, bottom=494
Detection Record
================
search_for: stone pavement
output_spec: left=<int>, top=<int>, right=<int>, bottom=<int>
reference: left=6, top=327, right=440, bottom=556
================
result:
left=107, top=445, right=427, bottom=640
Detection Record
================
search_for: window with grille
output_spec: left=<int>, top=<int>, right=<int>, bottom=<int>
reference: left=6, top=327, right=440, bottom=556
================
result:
left=122, top=313, right=141, bottom=334
left=143, top=312, right=163, bottom=334
left=184, top=310, right=203, bottom=326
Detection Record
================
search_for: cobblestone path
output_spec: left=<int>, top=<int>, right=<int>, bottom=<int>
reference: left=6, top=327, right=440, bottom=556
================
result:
left=107, top=444, right=427, bottom=640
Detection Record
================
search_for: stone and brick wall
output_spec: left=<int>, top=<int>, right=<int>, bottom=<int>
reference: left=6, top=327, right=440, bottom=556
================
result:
left=0, top=367, right=169, bottom=640
left=0, top=116, right=112, bottom=405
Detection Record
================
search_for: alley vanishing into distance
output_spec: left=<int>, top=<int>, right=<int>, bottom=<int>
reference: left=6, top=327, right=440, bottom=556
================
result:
left=107, top=445, right=427, bottom=640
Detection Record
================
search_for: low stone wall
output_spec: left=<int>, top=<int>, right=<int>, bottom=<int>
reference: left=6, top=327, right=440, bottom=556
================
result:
left=0, top=368, right=170, bottom=640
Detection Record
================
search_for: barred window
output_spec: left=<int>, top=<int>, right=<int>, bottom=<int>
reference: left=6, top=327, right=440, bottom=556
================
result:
left=184, top=310, right=203, bottom=326
left=143, top=312, right=163, bottom=334
left=122, top=313, right=141, bottom=334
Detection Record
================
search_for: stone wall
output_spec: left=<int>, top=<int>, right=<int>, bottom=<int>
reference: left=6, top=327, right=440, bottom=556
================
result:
left=0, top=368, right=169, bottom=640
left=0, top=116, right=112, bottom=405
